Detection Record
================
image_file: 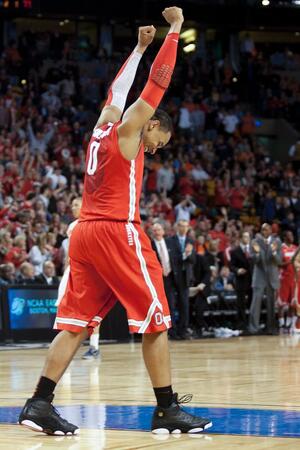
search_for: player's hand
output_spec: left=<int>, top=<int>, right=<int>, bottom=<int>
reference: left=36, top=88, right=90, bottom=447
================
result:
left=137, top=26, right=156, bottom=50
left=162, top=6, right=184, bottom=25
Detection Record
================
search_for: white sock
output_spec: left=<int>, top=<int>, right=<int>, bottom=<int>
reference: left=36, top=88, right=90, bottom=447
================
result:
left=90, top=332, right=99, bottom=350
left=278, top=317, right=284, bottom=327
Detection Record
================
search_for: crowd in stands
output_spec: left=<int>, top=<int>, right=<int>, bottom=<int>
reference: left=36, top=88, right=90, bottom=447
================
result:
left=1, top=27, right=300, bottom=336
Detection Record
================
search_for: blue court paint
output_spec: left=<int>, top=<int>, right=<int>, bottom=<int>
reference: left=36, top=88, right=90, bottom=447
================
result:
left=1, top=404, right=300, bottom=438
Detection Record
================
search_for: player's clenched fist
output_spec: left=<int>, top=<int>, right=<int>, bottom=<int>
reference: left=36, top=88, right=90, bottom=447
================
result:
left=138, top=25, right=157, bottom=48
left=162, top=6, right=184, bottom=24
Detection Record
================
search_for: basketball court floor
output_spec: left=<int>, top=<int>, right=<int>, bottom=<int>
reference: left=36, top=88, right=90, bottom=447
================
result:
left=0, top=335, right=300, bottom=449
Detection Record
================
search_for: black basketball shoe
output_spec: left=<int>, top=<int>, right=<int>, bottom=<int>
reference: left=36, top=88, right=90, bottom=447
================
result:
left=151, top=393, right=212, bottom=434
left=19, top=395, right=79, bottom=435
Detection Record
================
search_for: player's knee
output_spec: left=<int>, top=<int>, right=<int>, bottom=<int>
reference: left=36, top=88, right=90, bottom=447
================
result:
left=142, top=330, right=168, bottom=341
left=63, top=328, right=88, bottom=340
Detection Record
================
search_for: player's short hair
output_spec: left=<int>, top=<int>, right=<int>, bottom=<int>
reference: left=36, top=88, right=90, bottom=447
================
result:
left=151, top=109, right=173, bottom=134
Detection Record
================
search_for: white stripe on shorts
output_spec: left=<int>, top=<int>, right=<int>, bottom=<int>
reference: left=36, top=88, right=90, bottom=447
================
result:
left=128, top=223, right=165, bottom=333
left=54, top=317, right=88, bottom=328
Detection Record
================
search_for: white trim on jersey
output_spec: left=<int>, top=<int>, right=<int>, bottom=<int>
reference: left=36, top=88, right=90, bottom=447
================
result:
left=129, top=223, right=167, bottom=333
left=128, top=160, right=136, bottom=221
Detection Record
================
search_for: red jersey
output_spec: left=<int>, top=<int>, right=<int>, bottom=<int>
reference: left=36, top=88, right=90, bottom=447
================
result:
left=80, top=122, right=144, bottom=223
left=280, top=243, right=297, bottom=279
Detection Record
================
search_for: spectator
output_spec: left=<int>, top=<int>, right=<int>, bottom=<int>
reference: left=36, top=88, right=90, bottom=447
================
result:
left=3, top=235, right=28, bottom=268
left=175, top=196, right=196, bottom=222
left=28, top=233, right=51, bottom=275
left=167, top=220, right=196, bottom=339
left=156, top=161, right=175, bottom=194
left=230, top=231, right=253, bottom=331
left=0, top=263, right=16, bottom=285
left=16, top=262, right=37, bottom=285
left=222, top=110, right=239, bottom=134
left=35, top=261, right=60, bottom=285
left=214, top=266, right=235, bottom=292
left=249, top=223, right=282, bottom=335
left=151, top=222, right=177, bottom=339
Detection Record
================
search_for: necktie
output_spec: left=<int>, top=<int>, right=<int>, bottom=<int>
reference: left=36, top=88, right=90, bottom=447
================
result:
left=244, top=246, right=250, bottom=258
left=180, top=238, right=185, bottom=253
left=159, top=241, right=171, bottom=277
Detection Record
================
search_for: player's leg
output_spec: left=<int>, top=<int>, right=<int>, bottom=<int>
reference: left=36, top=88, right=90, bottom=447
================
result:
left=142, top=331, right=171, bottom=387
left=92, top=222, right=212, bottom=433
left=42, top=329, right=88, bottom=381
left=19, top=255, right=115, bottom=436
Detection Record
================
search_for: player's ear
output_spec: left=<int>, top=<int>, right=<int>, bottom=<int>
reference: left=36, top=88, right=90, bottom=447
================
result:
left=149, top=119, right=160, bottom=130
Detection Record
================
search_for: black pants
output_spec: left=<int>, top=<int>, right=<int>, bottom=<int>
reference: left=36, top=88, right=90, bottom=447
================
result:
left=236, top=288, right=252, bottom=329
left=163, top=274, right=176, bottom=331
left=195, top=294, right=209, bottom=331
left=175, top=284, right=190, bottom=334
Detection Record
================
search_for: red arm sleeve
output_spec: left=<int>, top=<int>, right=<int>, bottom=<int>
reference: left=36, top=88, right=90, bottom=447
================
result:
left=140, top=32, right=179, bottom=110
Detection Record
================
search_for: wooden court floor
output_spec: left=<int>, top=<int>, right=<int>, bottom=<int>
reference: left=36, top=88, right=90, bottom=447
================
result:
left=1, top=335, right=300, bottom=449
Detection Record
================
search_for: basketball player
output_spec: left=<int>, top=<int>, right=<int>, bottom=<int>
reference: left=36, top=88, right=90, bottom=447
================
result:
left=278, top=231, right=298, bottom=330
left=19, top=7, right=212, bottom=435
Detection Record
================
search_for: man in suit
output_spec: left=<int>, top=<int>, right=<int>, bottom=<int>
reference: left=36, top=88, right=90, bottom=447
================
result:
left=16, top=262, right=37, bottom=285
left=151, top=222, right=178, bottom=338
left=249, top=223, right=282, bottom=335
left=35, top=261, right=60, bottom=286
left=167, top=220, right=196, bottom=339
left=192, top=250, right=213, bottom=336
left=230, top=231, right=253, bottom=331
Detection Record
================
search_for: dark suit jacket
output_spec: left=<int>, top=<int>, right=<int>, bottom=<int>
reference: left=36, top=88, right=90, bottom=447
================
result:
left=151, top=237, right=176, bottom=275
left=34, top=274, right=60, bottom=285
left=202, top=251, right=224, bottom=274
left=167, top=235, right=196, bottom=288
left=250, top=235, right=282, bottom=289
left=230, top=245, right=253, bottom=291
left=15, top=275, right=38, bottom=286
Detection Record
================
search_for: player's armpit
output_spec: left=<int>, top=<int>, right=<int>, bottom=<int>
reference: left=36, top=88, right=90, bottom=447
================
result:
left=117, top=99, right=154, bottom=160
left=94, top=105, right=122, bottom=130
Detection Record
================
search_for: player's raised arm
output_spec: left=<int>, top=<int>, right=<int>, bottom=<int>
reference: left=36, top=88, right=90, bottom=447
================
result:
left=94, top=25, right=156, bottom=129
left=118, top=6, right=184, bottom=160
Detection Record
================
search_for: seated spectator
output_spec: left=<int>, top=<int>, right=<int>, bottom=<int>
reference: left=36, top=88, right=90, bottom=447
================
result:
left=16, top=262, right=37, bottom=285
left=214, top=266, right=235, bottom=292
left=3, top=235, right=28, bottom=268
left=28, top=233, right=51, bottom=275
left=35, top=261, right=60, bottom=285
left=0, top=263, right=16, bottom=285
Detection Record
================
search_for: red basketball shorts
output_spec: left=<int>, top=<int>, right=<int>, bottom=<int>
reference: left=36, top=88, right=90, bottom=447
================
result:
left=278, top=275, right=295, bottom=305
left=54, top=221, right=171, bottom=335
